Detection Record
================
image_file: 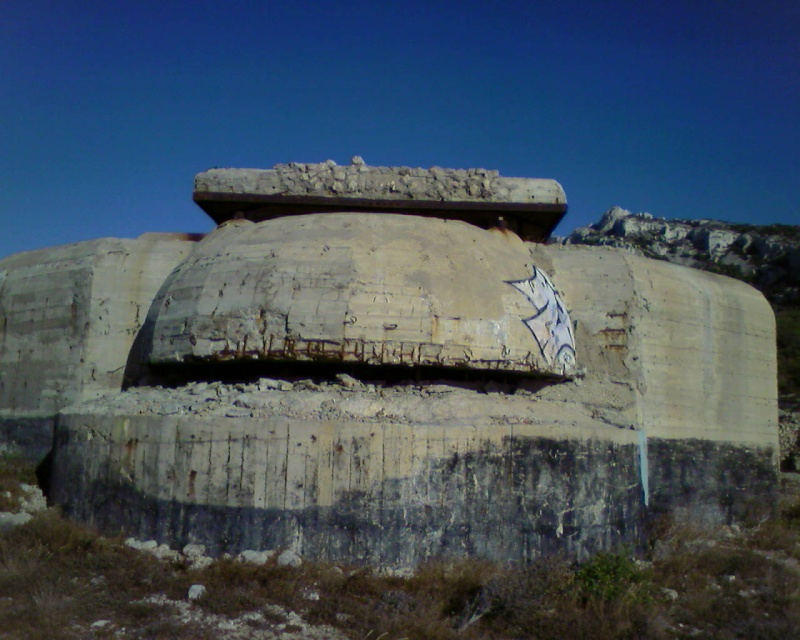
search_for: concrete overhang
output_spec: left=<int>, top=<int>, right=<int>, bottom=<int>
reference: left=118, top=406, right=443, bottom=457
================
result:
left=193, top=162, right=568, bottom=242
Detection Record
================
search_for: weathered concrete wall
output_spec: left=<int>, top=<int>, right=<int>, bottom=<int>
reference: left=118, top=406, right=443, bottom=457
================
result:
left=136, top=215, right=577, bottom=377
left=0, top=234, right=197, bottom=458
left=53, top=380, right=646, bottom=566
left=544, top=246, right=779, bottom=523
left=545, top=245, right=778, bottom=447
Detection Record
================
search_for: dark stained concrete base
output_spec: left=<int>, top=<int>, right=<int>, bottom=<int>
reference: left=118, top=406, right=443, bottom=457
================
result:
left=647, top=439, right=779, bottom=526
left=50, top=429, right=779, bottom=567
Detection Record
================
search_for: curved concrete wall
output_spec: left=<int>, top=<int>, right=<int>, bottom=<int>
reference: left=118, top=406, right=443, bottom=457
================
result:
left=53, top=382, right=645, bottom=566
left=139, top=214, right=577, bottom=376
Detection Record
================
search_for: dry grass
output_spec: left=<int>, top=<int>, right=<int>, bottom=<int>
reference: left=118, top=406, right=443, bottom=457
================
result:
left=0, top=509, right=195, bottom=639
left=0, top=451, right=37, bottom=512
left=2, top=454, right=800, bottom=639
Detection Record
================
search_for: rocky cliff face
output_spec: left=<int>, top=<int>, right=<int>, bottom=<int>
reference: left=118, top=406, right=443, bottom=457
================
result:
left=561, top=207, right=800, bottom=307
left=558, top=207, right=800, bottom=469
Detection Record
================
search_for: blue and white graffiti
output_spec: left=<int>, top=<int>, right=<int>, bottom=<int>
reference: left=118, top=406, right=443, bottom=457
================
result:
left=506, top=267, right=576, bottom=372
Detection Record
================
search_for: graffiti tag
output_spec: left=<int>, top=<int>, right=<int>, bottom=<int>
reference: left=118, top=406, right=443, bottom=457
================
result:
left=506, top=267, right=576, bottom=372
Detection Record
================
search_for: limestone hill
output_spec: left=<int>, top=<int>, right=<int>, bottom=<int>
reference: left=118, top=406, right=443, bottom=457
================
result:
left=560, top=207, right=800, bottom=307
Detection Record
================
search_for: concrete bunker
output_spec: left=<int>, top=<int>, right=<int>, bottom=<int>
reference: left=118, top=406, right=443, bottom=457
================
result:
left=0, top=161, right=780, bottom=569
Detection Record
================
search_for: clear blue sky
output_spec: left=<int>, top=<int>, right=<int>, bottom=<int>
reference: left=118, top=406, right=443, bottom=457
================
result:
left=2, top=0, right=798, bottom=259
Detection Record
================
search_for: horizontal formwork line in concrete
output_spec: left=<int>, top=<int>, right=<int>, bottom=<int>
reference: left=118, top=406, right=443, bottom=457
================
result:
left=637, top=318, right=774, bottom=337
left=639, top=382, right=774, bottom=402
left=637, top=340, right=774, bottom=359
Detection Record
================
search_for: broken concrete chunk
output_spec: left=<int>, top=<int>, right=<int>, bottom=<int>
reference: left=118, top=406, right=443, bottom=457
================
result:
left=335, top=373, right=363, bottom=389
left=258, top=378, right=294, bottom=391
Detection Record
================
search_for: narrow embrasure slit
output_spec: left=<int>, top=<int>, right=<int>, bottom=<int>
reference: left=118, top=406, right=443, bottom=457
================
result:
left=136, top=359, right=564, bottom=395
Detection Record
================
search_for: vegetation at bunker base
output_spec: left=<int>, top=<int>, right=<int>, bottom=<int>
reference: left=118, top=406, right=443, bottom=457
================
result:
left=777, top=307, right=800, bottom=406
left=2, top=455, right=800, bottom=639
left=0, top=452, right=37, bottom=513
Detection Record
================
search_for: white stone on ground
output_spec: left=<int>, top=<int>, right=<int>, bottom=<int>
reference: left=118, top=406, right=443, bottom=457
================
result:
left=0, top=511, right=32, bottom=531
left=182, top=543, right=206, bottom=557
left=276, top=549, right=302, bottom=567
left=187, top=584, right=206, bottom=600
left=238, top=549, right=275, bottom=565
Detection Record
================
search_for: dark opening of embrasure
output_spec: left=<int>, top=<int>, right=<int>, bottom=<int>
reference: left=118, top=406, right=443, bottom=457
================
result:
left=128, top=359, right=568, bottom=394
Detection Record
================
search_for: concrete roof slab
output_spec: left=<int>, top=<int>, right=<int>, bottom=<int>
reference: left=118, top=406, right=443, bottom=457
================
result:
left=194, top=161, right=567, bottom=242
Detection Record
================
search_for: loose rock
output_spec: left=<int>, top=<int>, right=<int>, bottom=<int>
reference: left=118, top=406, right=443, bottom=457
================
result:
left=187, top=584, right=206, bottom=600
left=277, top=549, right=302, bottom=568
left=238, top=549, right=275, bottom=565
left=0, top=511, right=32, bottom=531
